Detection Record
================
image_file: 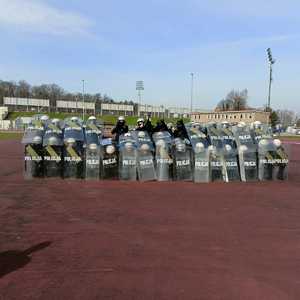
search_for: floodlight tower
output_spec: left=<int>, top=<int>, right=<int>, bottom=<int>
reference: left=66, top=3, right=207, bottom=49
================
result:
left=267, top=48, right=276, bottom=111
left=136, top=81, right=144, bottom=116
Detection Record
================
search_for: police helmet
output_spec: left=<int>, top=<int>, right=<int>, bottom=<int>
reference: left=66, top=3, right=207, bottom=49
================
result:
left=195, top=142, right=205, bottom=153
left=106, top=145, right=115, bottom=154
left=140, top=143, right=150, bottom=152
left=48, top=136, right=59, bottom=146
left=138, top=131, right=146, bottom=138
left=33, top=136, right=42, bottom=144
left=88, top=143, right=98, bottom=151
left=273, top=139, right=282, bottom=148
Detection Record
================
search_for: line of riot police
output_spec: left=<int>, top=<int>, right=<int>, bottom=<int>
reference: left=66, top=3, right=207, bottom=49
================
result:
left=22, top=115, right=289, bottom=182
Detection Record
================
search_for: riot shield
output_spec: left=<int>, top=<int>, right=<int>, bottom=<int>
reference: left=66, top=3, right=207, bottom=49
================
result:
left=43, top=124, right=63, bottom=178
left=186, top=126, right=210, bottom=183
left=206, top=124, right=227, bottom=182
left=219, top=126, right=240, bottom=182
left=222, top=145, right=240, bottom=182
left=207, top=124, right=223, bottom=150
left=85, top=129, right=101, bottom=180
left=173, top=138, right=193, bottom=181
left=118, top=133, right=137, bottom=181
left=100, top=138, right=118, bottom=179
left=22, top=126, right=44, bottom=179
left=85, top=120, right=102, bottom=138
left=251, top=124, right=273, bottom=145
left=273, top=141, right=289, bottom=181
left=257, top=138, right=289, bottom=181
left=209, top=145, right=227, bottom=182
left=63, top=122, right=84, bottom=179
left=233, top=125, right=258, bottom=182
left=133, top=131, right=156, bottom=182
left=152, top=131, right=174, bottom=181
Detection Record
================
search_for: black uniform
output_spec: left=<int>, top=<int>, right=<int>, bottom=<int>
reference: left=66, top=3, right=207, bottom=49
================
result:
left=173, top=120, right=189, bottom=140
left=111, top=121, right=129, bottom=142
left=153, top=120, right=172, bottom=135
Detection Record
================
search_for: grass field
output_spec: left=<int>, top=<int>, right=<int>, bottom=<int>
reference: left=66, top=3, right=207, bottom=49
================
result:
left=279, top=135, right=300, bottom=141
left=0, top=132, right=23, bottom=140
left=7, top=111, right=188, bottom=126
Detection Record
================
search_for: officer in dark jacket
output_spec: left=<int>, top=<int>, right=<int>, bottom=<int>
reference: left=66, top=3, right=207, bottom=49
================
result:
left=136, top=116, right=154, bottom=135
left=111, top=116, right=128, bottom=142
left=136, top=118, right=146, bottom=131
left=153, top=119, right=172, bottom=135
left=173, top=119, right=189, bottom=140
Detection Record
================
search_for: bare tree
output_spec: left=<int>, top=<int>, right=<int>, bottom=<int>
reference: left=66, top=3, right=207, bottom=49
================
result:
left=216, top=89, right=248, bottom=111
left=16, top=80, right=31, bottom=98
left=277, top=110, right=298, bottom=127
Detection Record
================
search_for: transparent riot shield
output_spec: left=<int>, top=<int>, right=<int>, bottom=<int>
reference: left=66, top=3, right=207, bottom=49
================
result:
left=85, top=121, right=102, bottom=138
left=234, top=125, right=258, bottom=182
left=207, top=124, right=226, bottom=182
left=100, top=138, right=118, bottom=179
left=207, top=124, right=223, bottom=150
left=186, top=126, right=210, bottom=183
left=85, top=130, right=100, bottom=180
left=43, top=124, right=63, bottom=178
left=22, top=127, right=44, bottom=179
left=118, top=133, right=137, bottom=181
left=209, top=145, right=226, bottom=182
left=251, top=124, right=273, bottom=145
left=63, top=122, right=84, bottom=179
left=173, top=138, right=193, bottom=181
left=152, top=131, right=174, bottom=181
left=274, top=141, right=289, bottom=181
left=133, top=131, right=156, bottom=182
left=222, top=145, right=240, bottom=182
left=257, top=138, right=289, bottom=181
left=219, top=126, right=240, bottom=182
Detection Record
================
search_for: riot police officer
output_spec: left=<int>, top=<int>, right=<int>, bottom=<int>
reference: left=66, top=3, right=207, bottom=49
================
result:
left=173, top=119, right=189, bottom=140
left=136, top=118, right=146, bottom=131
left=111, top=116, right=129, bottom=142
left=153, top=119, right=172, bottom=135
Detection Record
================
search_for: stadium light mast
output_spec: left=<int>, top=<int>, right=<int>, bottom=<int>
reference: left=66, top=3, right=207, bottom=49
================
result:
left=136, top=81, right=144, bottom=116
left=82, top=79, right=85, bottom=120
left=266, top=48, right=276, bottom=111
left=190, top=72, right=194, bottom=115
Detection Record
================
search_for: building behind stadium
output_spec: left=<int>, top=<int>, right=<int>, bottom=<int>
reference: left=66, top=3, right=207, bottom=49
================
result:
left=191, top=110, right=270, bottom=124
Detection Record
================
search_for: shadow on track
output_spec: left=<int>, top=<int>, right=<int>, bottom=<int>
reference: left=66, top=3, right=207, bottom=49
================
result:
left=0, top=241, right=52, bottom=279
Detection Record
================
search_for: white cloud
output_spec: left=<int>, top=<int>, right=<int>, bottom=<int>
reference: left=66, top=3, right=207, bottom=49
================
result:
left=195, top=0, right=300, bottom=18
left=0, top=0, right=93, bottom=36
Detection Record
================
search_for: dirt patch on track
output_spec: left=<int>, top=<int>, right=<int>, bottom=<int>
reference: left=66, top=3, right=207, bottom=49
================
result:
left=0, top=139, right=300, bottom=300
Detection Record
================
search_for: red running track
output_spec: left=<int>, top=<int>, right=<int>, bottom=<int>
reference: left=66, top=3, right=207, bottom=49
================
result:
left=0, top=139, right=300, bottom=300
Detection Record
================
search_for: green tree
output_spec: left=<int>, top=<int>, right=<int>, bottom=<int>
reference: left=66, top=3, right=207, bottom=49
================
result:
left=270, top=110, right=279, bottom=127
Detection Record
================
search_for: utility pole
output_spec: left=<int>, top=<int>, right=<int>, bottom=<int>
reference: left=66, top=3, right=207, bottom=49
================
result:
left=190, top=72, right=194, bottom=115
left=82, top=80, right=85, bottom=120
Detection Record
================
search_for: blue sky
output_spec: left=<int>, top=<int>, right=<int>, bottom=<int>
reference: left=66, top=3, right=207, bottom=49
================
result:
left=0, top=0, right=299, bottom=112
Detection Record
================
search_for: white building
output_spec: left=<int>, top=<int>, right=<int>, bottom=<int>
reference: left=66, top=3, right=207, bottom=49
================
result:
left=56, top=100, right=96, bottom=114
left=100, top=103, right=134, bottom=116
left=138, top=104, right=165, bottom=118
left=167, top=107, right=190, bottom=118
left=4, top=97, right=50, bottom=112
